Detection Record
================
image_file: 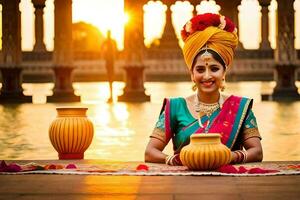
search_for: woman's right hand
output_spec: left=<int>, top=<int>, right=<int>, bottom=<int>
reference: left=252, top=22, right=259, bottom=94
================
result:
left=165, top=154, right=182, bottom=166
left=145, top=137, right=168, bottom=163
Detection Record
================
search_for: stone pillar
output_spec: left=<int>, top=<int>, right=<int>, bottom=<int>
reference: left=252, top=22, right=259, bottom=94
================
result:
left=0, top=0, right=31, bottom=103
left=47, top=0, right=80, bottom=102
left=32, top=0, right=47, bottom=52
left=259, top=0, right=272, bottom=50
left=157, top=1, right=181, bottom=53
left=189, top=0, right=198, bottom=16
left=215, top=0, right=244, bottom=49
left=118, top=0, right=150, bottom=102
left=262, top=0, right=300, bottom=101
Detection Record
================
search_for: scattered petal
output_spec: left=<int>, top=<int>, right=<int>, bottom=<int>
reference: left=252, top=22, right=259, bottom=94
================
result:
left=66, top=164, right=77, bottom=169
left=6, top=164, right=22, bottom=172
left=44, top=164, right=57, bottom=170
left=136, top=164, right=149, bottom=171
left=248, top=167, right=279, bottom=174
left=218, top=165, right=239, bottom=173
left=238, top=166, right=248, bottom=173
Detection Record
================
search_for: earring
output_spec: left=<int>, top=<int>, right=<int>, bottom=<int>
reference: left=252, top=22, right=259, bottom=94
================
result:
left=192, top=84, right=197, bottom=91
left=220, top=78, right=226, bottom=92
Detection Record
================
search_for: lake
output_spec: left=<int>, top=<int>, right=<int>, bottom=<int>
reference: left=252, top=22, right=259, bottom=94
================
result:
left=0, top=81, right=299, bottom=161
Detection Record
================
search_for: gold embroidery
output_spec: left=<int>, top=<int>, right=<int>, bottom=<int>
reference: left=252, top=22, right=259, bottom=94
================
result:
left=230, top=99, right=251, bottom=149
left=150, top=128, right=166, bottom=144
left=242, top=128, right=261, bottom=142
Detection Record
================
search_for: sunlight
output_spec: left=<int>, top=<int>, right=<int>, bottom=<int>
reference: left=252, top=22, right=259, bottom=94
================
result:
left=171, top=1, right=194, bottom=48
left=196, top=0, right=220, bottom=14
left=269, top=0, right=277, bottom=49
left=295, top=0, right=300, bottom=49
left=239, top=0, right=261, bottom=49
left=143, top=1, right=166, bottom=47
left=72, top=0, right=126, bottom=50
left=1, top=0, right=300, bottom=51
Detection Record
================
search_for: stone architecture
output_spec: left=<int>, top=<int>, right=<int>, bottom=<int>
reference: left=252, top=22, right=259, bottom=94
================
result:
left=0, top=0, right=31, bottom=103
left=47, top=0, right=80, bottom=102
left=262, top=0, right=300, bottom=100
left=215, top=0, right=244, bottom=49
left=32, top=0, right=47, bottom=52
left=0, top=0, right=299, bottom=103
left=118, top=0, right=150, bottom=102
left=259, top=0, right=272, bottom=50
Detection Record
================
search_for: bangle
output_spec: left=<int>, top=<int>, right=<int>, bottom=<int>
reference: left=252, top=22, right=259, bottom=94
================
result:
left=241, top=150, right=248, bottom=163
left=165, top=155, right=172, bottom=165
left=234, top=150, right=248, bottom=163
left=233, top=150, right=246, bottom=164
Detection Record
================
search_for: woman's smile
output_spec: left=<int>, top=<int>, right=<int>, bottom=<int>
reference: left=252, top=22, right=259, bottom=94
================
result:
left=200, top=80, right=215, bottom=87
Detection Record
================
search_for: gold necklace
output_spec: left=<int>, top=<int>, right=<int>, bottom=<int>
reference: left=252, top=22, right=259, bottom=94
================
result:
left=194, top=94, right=223, bottom=129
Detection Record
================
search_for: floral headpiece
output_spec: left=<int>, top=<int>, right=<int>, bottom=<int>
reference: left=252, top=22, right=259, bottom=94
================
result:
left=181, top=13, right=237, bottom=42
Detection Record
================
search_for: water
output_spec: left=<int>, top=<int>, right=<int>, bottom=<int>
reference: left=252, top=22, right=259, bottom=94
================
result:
left=0, top=81, right=300, bottom=161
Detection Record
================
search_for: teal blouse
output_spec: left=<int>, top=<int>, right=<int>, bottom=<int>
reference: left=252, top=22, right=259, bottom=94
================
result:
left=154, top=97, right=259, bottom=150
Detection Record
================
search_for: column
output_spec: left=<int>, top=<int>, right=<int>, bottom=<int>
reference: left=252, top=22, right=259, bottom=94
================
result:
left=0, top=0, right=31, bottom=103
left=259, top=0, right=272, bottom=50
left=263, top=0, right=300, bottom=101
left=32, top=0, right=47, bottom=52
left=215, top=0, right=244, bottom=49
left=157, top=0, right=181, bottom=52
left=118, top=0, right=150, bottom=102
left=47, top=0, right=80, bottom=102
left=189, top=0, right=198, bottom=16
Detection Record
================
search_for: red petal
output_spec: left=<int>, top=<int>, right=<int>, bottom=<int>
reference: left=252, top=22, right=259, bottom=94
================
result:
left=136, top=164, right=149, bottom=171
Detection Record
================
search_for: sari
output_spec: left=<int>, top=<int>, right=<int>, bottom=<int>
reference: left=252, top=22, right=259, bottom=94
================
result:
left=151, top=95, right=261, bottom=154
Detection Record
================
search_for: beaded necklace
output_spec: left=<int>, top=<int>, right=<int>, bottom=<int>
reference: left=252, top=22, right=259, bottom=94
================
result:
left=194, top=94, right=224, bottom=131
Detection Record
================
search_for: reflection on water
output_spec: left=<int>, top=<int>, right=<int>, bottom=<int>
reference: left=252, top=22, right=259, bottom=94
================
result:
left=0, top=81, right=300, bottom=161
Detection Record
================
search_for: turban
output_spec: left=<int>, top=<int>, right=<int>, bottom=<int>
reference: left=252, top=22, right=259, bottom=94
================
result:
left=181, top=13, right=238, bottom=70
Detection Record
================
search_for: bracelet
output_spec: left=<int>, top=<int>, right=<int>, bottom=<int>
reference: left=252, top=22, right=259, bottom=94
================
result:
left=165, top=155, right=172, bottom=165
left=241, top=150, right=248, bottom=163
left=233, top=150, right=248, bottom=164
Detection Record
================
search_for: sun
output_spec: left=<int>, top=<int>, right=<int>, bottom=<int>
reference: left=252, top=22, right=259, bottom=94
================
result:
left=72, top=0, right=126, bottom=50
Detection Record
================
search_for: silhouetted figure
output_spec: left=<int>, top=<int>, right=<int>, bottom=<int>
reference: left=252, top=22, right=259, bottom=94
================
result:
left=102, top=30, right=117, bottom=103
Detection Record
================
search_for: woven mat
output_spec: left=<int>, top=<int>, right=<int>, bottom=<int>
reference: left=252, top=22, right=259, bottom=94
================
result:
left=1, top=161, right=300, bottom=176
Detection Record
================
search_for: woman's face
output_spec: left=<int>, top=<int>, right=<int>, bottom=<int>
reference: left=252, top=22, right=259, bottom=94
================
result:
left=191, top=52, right=225, bottom=94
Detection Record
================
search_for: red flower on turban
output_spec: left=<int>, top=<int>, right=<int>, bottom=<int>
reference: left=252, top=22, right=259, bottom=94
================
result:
left=181, top=13, right=237, bottom=42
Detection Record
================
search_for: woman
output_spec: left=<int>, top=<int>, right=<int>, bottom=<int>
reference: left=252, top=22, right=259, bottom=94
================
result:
left=145, top=13, right=263, bottom=166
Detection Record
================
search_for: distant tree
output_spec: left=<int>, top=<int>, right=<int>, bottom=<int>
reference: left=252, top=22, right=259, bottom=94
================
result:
left=72, top=22, right=104, bottom=52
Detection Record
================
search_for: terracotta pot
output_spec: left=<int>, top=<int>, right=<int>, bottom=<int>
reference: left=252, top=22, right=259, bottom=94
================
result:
left=49, top=107, right=94, bottom=159
left=180, top=133, right=231, bottom=170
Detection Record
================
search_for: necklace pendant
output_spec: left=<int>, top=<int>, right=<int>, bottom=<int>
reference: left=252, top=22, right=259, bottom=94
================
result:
left=205, top=120, right=210, bottom=133
left=198, top=118, right=203, bottom=128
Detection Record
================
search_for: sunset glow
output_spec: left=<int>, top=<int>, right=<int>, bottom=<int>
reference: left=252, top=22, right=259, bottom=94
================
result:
left=1, top=0, right=300, bottom=50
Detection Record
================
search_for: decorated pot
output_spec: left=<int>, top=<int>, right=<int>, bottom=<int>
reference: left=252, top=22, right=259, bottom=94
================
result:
left=180, top=133, right=231, bottom=170
left=49, top=107, right=94, bottom=159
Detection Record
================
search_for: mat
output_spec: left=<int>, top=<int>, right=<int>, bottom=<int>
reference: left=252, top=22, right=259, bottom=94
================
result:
left=1, top=160, right=300, bottom=176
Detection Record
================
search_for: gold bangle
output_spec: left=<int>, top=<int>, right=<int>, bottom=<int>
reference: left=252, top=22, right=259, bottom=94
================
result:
left=165, top=155, right=172, bottom=165
left=242, top=150, right=248, bottom=163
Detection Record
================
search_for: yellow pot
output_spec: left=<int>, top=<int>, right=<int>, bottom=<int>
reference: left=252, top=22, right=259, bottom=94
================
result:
left=49, top=107, right=94, bottom=159
left=180, top=133, right=231, bottom=170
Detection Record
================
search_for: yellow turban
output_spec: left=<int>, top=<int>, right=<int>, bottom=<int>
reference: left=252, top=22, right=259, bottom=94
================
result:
left=182, top=25, right=238, bottom=70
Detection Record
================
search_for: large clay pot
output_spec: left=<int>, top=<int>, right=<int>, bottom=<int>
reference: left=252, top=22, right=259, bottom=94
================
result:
left=180, top=133, right=231, bottom=170
left=49, top=107, right=94, bottom=159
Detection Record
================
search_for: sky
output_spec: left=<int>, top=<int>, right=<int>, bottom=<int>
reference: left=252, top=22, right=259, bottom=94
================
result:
left=0, top=0, right=300, bottom=51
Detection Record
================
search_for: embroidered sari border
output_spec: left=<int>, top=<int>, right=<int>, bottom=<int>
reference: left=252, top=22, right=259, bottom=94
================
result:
left=228, top=98, right=253, bottom=149
left=164, top=98, right=172, bottom=143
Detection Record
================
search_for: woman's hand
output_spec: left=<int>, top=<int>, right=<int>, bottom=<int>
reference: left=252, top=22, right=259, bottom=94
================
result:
left=231, top=137, right=263, bottom=164
left=165, top=154, right=182, bottom=166
left=243, top=137, right=263, bottom=162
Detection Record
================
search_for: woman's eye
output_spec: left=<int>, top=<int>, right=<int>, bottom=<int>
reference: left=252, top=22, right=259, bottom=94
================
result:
left=195, top=67, right=205, bottom=73
left=211, top=67, right=220, bottom=72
